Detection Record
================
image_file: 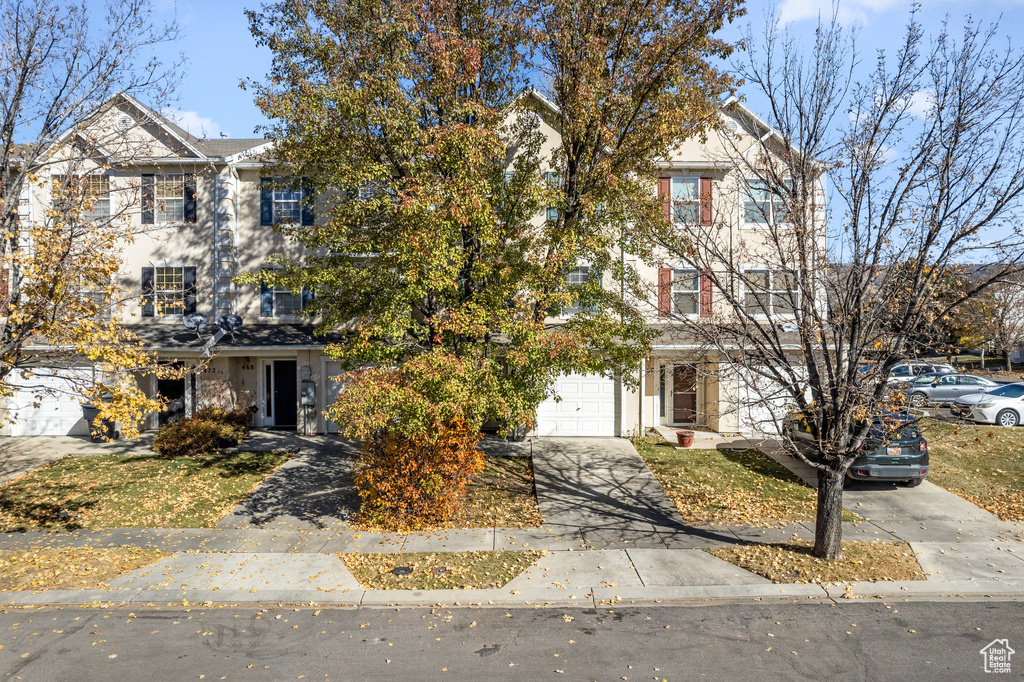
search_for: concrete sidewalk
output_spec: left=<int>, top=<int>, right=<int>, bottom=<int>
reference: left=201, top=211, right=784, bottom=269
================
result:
left=2, top=434, right=1024, bottom=608
left=4, top=539, right=1024, bottom=607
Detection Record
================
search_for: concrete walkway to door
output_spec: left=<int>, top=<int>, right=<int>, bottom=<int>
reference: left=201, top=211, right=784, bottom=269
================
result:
left=528, top=438, right=738, bottom=550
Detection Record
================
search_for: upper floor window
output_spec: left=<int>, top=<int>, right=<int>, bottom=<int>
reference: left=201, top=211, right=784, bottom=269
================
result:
left=52, top=174, right=111, bottom=223
left=544, top=171, right=560, bottom=223
left=142, top=173, right=197, bottom=225
left=742, top=178, right=792, bottom=227
left=260, top=271, right=312, bottom=318
left=672, top=268, right=700, bottom=315
left=561, top=265, right=600, bottom=317
left=744, top=268, right=797, bottom=316
left=671, top=178, right=700, bottom=224
left=141, top=265, right=196, bottom=317
left=659, top=266, right=712, bottom=318
left=260, top=177, right=314, bottom=226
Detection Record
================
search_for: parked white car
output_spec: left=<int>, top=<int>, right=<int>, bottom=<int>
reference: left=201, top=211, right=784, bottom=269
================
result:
left=887, top=361, right=946, bottom=384
left=969, top=383, right=1024, bottom=427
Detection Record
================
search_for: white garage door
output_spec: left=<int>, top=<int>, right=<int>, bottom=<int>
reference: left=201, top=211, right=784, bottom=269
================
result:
left=9, top=368, right=91, bottom=437
left=324, top=361, right=344, bottom=434
left=535, top=373, right=616, bottom=437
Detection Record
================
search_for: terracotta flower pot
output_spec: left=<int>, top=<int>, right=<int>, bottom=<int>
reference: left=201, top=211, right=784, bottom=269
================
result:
left=676, top=429, right=695, bottom=447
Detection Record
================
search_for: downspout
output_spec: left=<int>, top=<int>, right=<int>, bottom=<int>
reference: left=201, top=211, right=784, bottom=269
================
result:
left=212, top=163, right=220, bottom=319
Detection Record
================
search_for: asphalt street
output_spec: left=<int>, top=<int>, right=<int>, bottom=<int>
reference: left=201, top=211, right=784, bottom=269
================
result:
left=0, top=599, right=1020, bottom=680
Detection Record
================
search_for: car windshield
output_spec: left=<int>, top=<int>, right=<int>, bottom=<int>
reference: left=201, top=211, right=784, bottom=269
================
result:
left=988, top=384, right=1024, bottom=399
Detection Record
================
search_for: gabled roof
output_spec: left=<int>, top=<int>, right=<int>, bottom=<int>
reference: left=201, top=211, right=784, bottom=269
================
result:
left=32, top=92, right=268, bottom=164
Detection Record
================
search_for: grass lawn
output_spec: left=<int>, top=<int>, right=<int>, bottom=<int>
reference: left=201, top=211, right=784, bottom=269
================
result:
left=0, top=451, right=292, bottom=531
left=920, top=419, right=1024, bottom=521
left=634, top=437, right=856, bottom=526
left=0, top=547, right=166, bottom=591
left=340, top=550, right=543, bottom=590
left=456, top=456, right=542, bottom=529
left=709, top=541, right=925, bottom=584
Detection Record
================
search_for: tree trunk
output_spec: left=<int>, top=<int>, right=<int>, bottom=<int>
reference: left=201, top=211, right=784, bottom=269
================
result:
left=813, top=464, right=845, bottom=560
left=1005, top=349, right=1012, bottom=372
left=981, top=349, right=986, bottom=369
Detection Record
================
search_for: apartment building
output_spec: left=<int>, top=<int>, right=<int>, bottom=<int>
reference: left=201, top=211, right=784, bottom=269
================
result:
left=4, top=92, right=809, bottom=438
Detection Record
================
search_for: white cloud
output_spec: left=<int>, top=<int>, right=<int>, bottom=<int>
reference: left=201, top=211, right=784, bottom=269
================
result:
left=778, top=0, right=911, bottom=25
left=163, top=109, right=227, bottom=139
left=906, top=88, right=935, bottom=119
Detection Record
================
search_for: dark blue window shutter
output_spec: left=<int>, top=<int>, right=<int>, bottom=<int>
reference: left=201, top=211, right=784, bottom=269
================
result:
left=260, top=279, right=273, bottom=317
left=141, top=175, right=154, bottom=224
left=301, top=286, right=314, bottom=311
left=260, top=178, right=273, bottom=226
left=183, top=174, right=197, bottom=223
left=141, top=267, right=155, bottom=317
left=183, top=267, right=197, bottom=314
left=301, top=180, right=314, bottom=226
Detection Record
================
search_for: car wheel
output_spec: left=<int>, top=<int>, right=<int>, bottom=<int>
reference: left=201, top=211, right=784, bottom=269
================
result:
left=997, top=409, right=1020, bottom=428
left=903, top=477, right=924, bottom=488
left=910, top=392, right=927, bottom=407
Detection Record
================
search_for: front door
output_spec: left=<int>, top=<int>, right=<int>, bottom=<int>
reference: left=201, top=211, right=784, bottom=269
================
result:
left=157, top=376, right=186, bottom=425
left=272, top=360, right=298, bottom=429
left=673, top=365, right=698, bottom=424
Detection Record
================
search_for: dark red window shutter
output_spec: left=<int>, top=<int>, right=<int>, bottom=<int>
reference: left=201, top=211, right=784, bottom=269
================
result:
left=700, top=177, right=713, bottom=226
left=658, top=177, right=671, bottom=223
left=658, top=267, right=672, bottom=317
left=700, top=272, right=713, bottom=317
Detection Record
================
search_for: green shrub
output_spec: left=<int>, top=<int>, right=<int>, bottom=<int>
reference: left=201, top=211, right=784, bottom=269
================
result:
left=152, top=405, right=252, bottom=458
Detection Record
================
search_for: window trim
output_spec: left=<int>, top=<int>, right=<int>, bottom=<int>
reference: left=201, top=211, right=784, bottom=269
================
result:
left=670, top=176, right=701, bottom=225
left=259, top=267, right=312, bottom=318
left=260, top=177, right=314, bottom=226
left=559, top=263, right=601, bottom=318
left=670, top=267, right=702, bottom=318
left=154, top=266, right=186, bottom=316
left=50, top=173, right=112, bottom=224
left=741, top=266, right=799, bottom=318
left=740, top=177, right=794, bottom=229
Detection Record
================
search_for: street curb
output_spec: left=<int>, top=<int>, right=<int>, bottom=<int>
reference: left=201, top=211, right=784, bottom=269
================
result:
left=6, top=581, right=1024, bottom=608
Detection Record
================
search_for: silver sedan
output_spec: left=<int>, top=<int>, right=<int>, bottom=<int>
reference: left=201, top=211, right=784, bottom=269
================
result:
left=908, top=374, right=1000, bottom=407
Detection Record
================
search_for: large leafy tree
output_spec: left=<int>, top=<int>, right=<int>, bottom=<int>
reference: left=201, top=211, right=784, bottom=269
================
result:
left=246, top=0, right=740, bottom=516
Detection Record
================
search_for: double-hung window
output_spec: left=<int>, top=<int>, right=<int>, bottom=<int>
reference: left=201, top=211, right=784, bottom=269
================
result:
left=154, top=267, right=185, bottom=315
left=671, top=178, right=700, bottom=224
left=545, top=171, right=560, bottom=222
left=141, top=266, right=196, bottom=317
left=561, top=265, right=600, bottom=317
left=80, top=175, right=110, bottom=222
left=672, top=269, right=700, bottom=315
left=743, top=178, right=793, bottom=226
left=52, top=175, right=111, bottom=223
left=260, top=177, right=314, bottom=226
left=155, top=175, right=184, bottom=223
left=260, top=271, right=312, bottom=318
left=141, top=173, right=197, bottom=224
left=744, top=268, right=798, bottom=316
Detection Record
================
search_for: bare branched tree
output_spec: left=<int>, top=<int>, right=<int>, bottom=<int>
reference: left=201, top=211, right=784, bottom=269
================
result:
left=0, top=0, right=182, bottom=435
left=650, top=9, right=1024, bottom=558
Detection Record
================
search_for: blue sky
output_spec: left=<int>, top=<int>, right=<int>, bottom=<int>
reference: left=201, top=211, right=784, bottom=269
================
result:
left=147, top=0, right=1024, bottom=140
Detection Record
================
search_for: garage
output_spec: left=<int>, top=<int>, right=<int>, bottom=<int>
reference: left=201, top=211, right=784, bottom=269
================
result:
left=8, top=368, right=91, bottom=437
left=534, top=373, right=616, bottom=437
left=323, top=361, right=344, bottom=434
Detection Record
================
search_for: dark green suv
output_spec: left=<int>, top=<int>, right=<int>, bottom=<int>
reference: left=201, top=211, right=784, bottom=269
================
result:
left=783, top=413, right=929, bottom=487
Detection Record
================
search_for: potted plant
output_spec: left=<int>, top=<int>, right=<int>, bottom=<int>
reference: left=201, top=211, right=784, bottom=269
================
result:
left=675, top=429, right=695, bottom=448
